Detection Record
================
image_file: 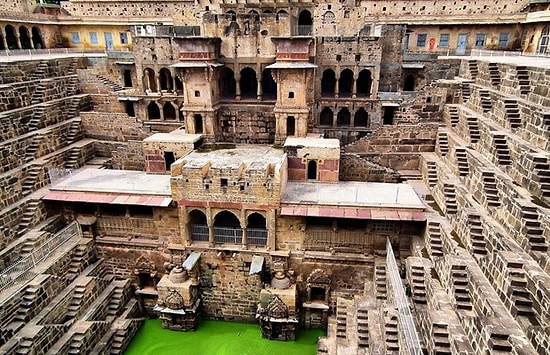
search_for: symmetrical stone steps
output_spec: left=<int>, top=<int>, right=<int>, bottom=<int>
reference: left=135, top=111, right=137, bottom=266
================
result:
left=356, top=306, right=369, bottom=348
left=65, top=147, right=82, bottom=169
left=519, top=206, right=547, bottom=252
left=335, top=299, right=348, bottom=340
left=455, top=147, right=469, bottom=176
left=17, top=199, right=42, bottom=236
left=408, top=263, right=427, bottom=304
left=383, top=311, right=399, bottom=352
left=488, top=63, right=501, bottom=88
left=436, top=131, right=449, bottom=157
left=503, top=99, right=522, bottom=129
left=443, top=183, right=457, bottom=214
left=450, top=265, right=472, bottom=311
left=461, top=82, right=471, bottom=102
left=427, top=221, right=444, bottom=258
left=425, top=160, right=438, bottom=187
left=448, top=106, right=459, bottom=127
left=21, top=165, right=43, bottom=197
left=515, top=66, right=531, bottom=96
left=96, top=75, right=125, bottom=92
left=468, top=213, right=487, bottom=256
left=65, top=118, right=83, bottom=145
left=468, top=60, right=479, bottom=80
left=480, top=170, right=500, bottom=208
left=465, top=115, right=480, bottom=143
left=479, top=89, right=492, bottom=112
left=491, top=133, right=511, bottom=166
left=432, top=322, right=451, bottom=354
left=24, top=134, right=44, bottom=162
left=374, top=262, right=387, bottom=299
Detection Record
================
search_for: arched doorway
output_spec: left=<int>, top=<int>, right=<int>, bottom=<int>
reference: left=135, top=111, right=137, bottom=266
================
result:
left=219, top=67, right=236, bottom=99
left=143, top=68, right=157, bottom=92
left=320, top=107, right=333, bottom=126
left=261, top=69, right=277, bottom=99
left=247, top=213, right=267, bottom=246
left=321, top=69, right=336, bottom=97
left=538, top=26, right=550, bottom=55
left=5, top=25, right=18, bottom=49
left=240, top=67, right=257, bottom=99
left=19, top=26, right=31, bottom=49
left=31, top=27, right=44, bottom=49
left=307, top=160, right=317, bottom=180
left=298, top=10, right=312, bottom=35
left=0, top=31, right=4, bottom=50
left=189, top=210, right=209, bottom=242
left=213, top=211, right=242, bottom=244
left=338, top=69, right=353, bottom=97
left=357, top=69, right=372, bottom=97
left=403, top=75, right=415, bottom=91
left=354, top=108, right=369, bottom=127
left=159, top=68, right=173, bottom=91
left=163, top=102, right=176, bottom=120
left=147, top=102, right=160, bottom=120
left=336, top=108, right=351, bottom=127
left=286, top=116, right=295, bottom=136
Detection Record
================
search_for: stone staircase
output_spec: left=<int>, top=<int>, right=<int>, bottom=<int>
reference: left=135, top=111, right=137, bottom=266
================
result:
left=448, top=106, right=459, bottom=127
left=356, top=306, right=369, bottom=348
left=96, top=75, right=124, bottom=92
left=335, top=299, right=348, bottom=341
left=31, top=61, right=49, bottom=81
left=503, top=99, right=522, bottom=129
left=468, top=213, right=487, bottom=256
left=461, top=82, right=471, bottom=102
left=426, top=160, right=438, bottom=187
left=31, top=84, right=46, bottom=105
left=451, top=265, right=472, bottom=311
left=481, top=170, right=500, bottom=207
left=65, top=118, right=83, bottom=145
left=479, top=89, right=492, bottom=112
left=427, top=221, right=444, bottom=257
left=468, top=60, right=479, bottom=80
left=488, top=333, right=513, bottom=353
left=437, top=131, right=449, bottom=157
left=66, top=244, right=91, bottom=282
left=443, top=183, right=458, bottom=214
left=383, top=310, right=399, bottom=352
left=107, top=285, right=125, bottom=317
left=21, top=165, right=43, bottom=196
left=505, top=266, right=535, bottom=317
left=455, top=147, right=469, bottom=176
left=408, top=263, right=427, bottom=304
left=520, top=206, right=547, bottom=252
left=66, top=285, right=87, bottom=320
left=14, top=284, right=43, bottom=323
left=18, top=199, right=42, bottom=236
left=67, top=76, right=79, bottom=97
left=65, top=147, right=81, bottom=169
left=28, top=106, right=46, bottom=131
left=487, top=63, right=501, bottom=87
left=432, top=323, right=451, bottom=354
left=375, top=262, right=387, bottom=300
left=465, top=116, right=480, bottom=143
left=532, top=156, right=550, bottom=198
left=492, top=133, right=511, bottom=166
left=25, top=134, right=44, bottom=162
left=516, top=66, right=530, bottom=96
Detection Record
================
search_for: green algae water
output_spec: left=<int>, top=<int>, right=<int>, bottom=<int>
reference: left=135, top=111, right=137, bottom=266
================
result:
left=124, top=319, right=325, bottom=355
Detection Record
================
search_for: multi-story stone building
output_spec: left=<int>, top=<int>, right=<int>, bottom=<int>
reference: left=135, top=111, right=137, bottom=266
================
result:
left=0, top=0, right=549, bottom=354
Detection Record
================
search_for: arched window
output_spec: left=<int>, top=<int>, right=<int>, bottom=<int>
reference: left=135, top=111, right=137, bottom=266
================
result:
left=214, top=211, right=242, bottom=244
left=354, top=108, right=369, bottom=127
left=31, top=27, right=44, bottom=49
left=5, top=25, right=18, bottom=49
left=147, top=102, right=160, bottom=120
left=189, top=210, right=208, bottom=242
left=219, top=67, right=236, bottom=99
left=143, top=68, right=157, bottom=92
left=538, top=26, right=550, bottom=55
left=320, top=107, right=333, bottom=126
left=404, top=75, right=415, bottom=91
left=226, top=10, right=237, bottom=21
left=159, top=68, right=173, bottom=91
left=19, top=26, right=31, bottom=49
left=357, top=69, right=372, bottom=97
left=339, top=69, right=353, bottom=97
left=163, top=102, right=176, bottom=120
left=240, top=67, right=257, bottom=99
left=321, top=69, right=336, bottom=97
left=298, top=10, right=312, bottom=35
left=247, top=212, right=267, bottom=246
left=336, top=108, right=351, bottom=127
left=307, top=160, right=317, bottom=180
left=261, top=69, right=277, bottom=99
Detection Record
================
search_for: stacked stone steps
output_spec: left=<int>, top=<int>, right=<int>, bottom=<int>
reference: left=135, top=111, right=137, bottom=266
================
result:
left=519, top=206, right=547, bottom=252
left=31, top=85, right=46, bottom=105
left=30, top=61, right=49, bottom=81
left=491, top=133, right=511, bottom=166
left=488, top=334, right=513, bottom=353
left=479, top=89, right=492, bottom=112
left=108, top=308, right=144, bottom=355
left=461, top=82, right=471, bottom=102
left=384, top=312, right=399, bottom=352
left=14, top=285, right=43, bottom=323
left=481, top=170, right=500, bottom=207
left=437, top=131, right=449, bottom=157
left=468, top=60, right=479, bottom=79
left=374, top=263, right=387, bottom=299
left=15, top=337, right=34, bottom=354
left=24, top=134, right=44, bottom=162
left=468, top=214, right=487, bottom=256
left=427, top=221, right=444, bottom=257
left=107, top=284, right=125, bottom=317
left=426, top=160, right=438, bottom=187
left=65, top=118, right=82, bottom=145
left=450, top=265, right=472, bottom=311
left=455, top=148, right=469, bottom=176
left=96, top=75, right=124, bottom=92
left=66, top=76, right=79, bottom=97
left=65, top=147, right=81, bottom=169
left=503, top=100, right=522, bottom=129
left=409, top=264, right=427, bottom=304
left=335, top=299, right=348, bottom=341
left=432, top=323, right=451, bottom=354
left=443, top=183, right=457, bottom=214
left=465, top=116, right=480, bottom=143
left=448, top=106, right=459, bottom=127
left=516, top=67, right=530, bottom=96
left=506, top=271, right=535, bottom=317
left=66, top=244, right=91, bottom=282
left=66, top=285, right=87, bottom=318
left=28, top=106, right=46, bottom=131
left=21, top=166, right=43, bottom=197
left=531, top=156, right=550, bottom=198
left=17, top=199, right=42, bottom=236
left=356, top=306, right=369, bottom=348
left=487, top=63, right=501, bottom=87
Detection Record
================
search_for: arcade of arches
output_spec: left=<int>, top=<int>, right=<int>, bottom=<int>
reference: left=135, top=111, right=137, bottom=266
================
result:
left=0, top=24, right=45, bottom=50
left=321, top=68, right=372, bottom=98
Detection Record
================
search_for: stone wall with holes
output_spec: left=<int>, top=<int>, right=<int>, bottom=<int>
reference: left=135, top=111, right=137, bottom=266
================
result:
left=0, top=0, right=34, bottom=14
left=218, top=107, right=276, bottom=144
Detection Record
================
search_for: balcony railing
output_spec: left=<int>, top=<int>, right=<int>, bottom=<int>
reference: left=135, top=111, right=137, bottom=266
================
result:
left=248, top=228, right=268, bottom=246
left=191, top=224, right=209, bottom=242
left=304, top=229, right=371, bottom=252
left=297, top=25, right=313, bottom=36
left=214, top=226, right=243, bottom=244
left=96, top=216, right=156, bottom=236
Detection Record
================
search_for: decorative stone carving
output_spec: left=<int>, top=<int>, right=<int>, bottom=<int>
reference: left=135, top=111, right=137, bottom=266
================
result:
left=165, top=289, right=185, bottom=310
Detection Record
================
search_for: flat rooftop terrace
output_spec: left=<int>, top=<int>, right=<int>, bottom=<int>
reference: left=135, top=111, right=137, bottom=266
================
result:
left=180, top=144, right=285, bottom=170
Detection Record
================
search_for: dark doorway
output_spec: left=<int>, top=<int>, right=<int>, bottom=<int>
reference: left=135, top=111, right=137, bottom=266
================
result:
left=383, top=107, right=396, bottom=125
left=19, top=26, right=31, bottom=49
left=125, top=101, right=135, bottom=117
left=6, top=25, right=18, bottom=49
left=163, top=102, right=176, bottom=120
left=194, top=114, right=203, bottom=133
left=307, top=160, right=317, bottom=180
left=240, top=67, right=257, bottom=99
left=147, top=102, right=160, bottom=120
left=321, top=69, right=336, bottom=97
left=404, top=75, right=415, bottom=91
left=219, top=67, right=237, bottom=99
left=261, top=69, right=277, bottom=99
left=286, top=116, right=295, bottom=136
left=336, top=108, right=351, bottom=127
left=123, top=70, right=132, bottom=87
left=338, top=69, right=353, bottom=97
left=31, top=27, right=44, bottom=49
left=354, top=108, right=368, bottom=127
left=320, top=107, right=333, bottom=126
left=357, top=69, right=372, bottom=97
left=298, top=10, right=313, bottom=35
left=159, top=68, right=173, bottom=91
left=143, top=68, right=157, bottom=92
left=164, top=151, right=176, bottom=171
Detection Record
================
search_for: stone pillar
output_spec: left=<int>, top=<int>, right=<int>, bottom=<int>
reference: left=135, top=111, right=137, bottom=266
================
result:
left=241, top=210, right=248, bottom=249
left=235, top=72, right=241, bottom=100
left=1, top=28, right=7, bottom=50
left=206, top=206, right=214, bottom=247
left=257, top=77, right=262, bottom=100
left=15, top=33, right=22, bottom=49
left=29, top=32, right=35, bottom=49
left=352, top=71, right=357, bottom=98
left=156, top=72, right=162, bottom=93
left=180, top=206, right=190, bottom=246
left=334, top=76, right=339, bottom=98
left=267, top=209, right=276, bottom=250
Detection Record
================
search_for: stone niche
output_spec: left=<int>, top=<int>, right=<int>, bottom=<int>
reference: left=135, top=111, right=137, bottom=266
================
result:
left=256, top=255, right=298, bottom=341
left=154, top=252, right=201, bottom=331
left=283, top=136, right=341, bottom=182
left=302, top=269, right=331, bottom=328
